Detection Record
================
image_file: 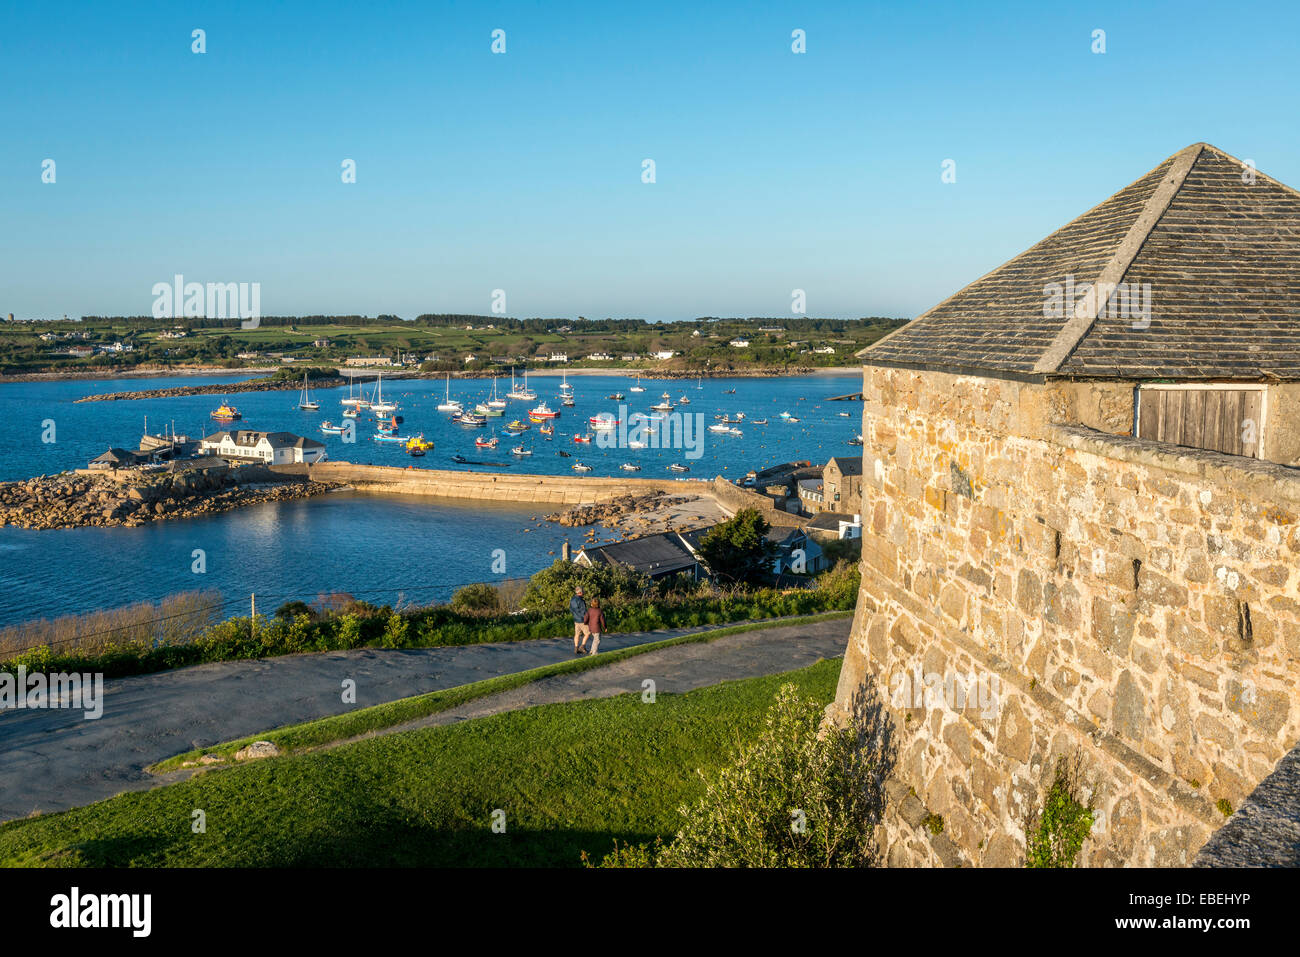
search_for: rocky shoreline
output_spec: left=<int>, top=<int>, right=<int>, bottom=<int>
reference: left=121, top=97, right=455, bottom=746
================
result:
left=74, top=375, right=346, bottom=403
left=0, top=471, right=344, bottom=530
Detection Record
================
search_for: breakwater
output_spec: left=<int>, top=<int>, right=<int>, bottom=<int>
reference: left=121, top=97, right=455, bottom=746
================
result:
left=272, top=461, right=714, bottom=505
left=75, top=375, right=345, bottom=403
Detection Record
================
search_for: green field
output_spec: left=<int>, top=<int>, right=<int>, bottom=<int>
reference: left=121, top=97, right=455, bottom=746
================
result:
left=0, top=659, right=841, bottom=867
left=0, top=315, right=905, bottom=375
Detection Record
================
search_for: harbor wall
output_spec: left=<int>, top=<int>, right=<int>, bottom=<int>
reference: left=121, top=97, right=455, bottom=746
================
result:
left=272, top=462, right=714, bottom=505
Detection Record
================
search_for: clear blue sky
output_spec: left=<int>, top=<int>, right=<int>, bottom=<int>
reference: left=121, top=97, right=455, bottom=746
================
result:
left=3, top=0, right=1298, bottom=322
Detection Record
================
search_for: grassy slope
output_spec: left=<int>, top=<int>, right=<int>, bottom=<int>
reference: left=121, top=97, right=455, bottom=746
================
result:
left=149, top=611, right=852, bottom=773
left=0, top=659, right=841, bottom=868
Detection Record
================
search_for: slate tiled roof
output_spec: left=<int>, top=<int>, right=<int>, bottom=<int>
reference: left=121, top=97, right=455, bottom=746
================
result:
left=861, top=144, right=1300, bottom=381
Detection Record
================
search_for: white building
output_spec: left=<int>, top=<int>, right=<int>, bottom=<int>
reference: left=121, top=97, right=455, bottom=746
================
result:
left=729, top=338, right=750, bottom=348
left=812, top=345, right=836, bottom=354
left=587, top=352, right=613, bottom=361
left=548, top=352, right=569, bottom=363
left=199, top=430, right=327, bottom=465
left=652, top=350, right=675, bottom=360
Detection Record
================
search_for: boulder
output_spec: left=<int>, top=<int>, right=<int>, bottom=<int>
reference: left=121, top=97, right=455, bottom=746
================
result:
left=234, top=740, right=281, bottom=761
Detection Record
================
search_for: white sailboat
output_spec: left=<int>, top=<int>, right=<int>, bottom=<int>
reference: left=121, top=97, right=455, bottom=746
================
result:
left=630, top=376, right=645, bottom=393
left=559, top=370, right=574, bottom=395
left=436, top=373, right=463, bottom=413
left=298, top=372, right=320, bottom=411
left=341, top=373, right=363, bottom=408
left=488, top=377, right=508, bottom=410
left=507, top=368, right=537, bottom=401
left=370, top=373, right=398, bottom=414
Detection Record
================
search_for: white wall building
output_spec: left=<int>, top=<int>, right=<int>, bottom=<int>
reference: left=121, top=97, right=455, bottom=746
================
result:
left=200, top=430, right=327, bottom=465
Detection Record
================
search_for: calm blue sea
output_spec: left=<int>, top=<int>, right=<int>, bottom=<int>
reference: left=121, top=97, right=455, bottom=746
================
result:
left=0, top=371, right=861, bottom=626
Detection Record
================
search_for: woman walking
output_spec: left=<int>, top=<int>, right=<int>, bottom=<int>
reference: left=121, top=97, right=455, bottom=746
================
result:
left=583, top=597, right=606, bottom=656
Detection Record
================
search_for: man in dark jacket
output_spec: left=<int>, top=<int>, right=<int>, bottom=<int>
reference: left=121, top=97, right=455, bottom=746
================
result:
left=570, top=587, right=590, bottom=655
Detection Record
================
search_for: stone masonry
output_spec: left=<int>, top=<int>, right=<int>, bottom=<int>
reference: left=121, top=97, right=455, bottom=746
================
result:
left=828, top=366, right=1300, bottom=867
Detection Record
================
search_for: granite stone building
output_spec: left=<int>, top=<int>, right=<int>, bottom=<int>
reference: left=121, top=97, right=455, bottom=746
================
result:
left=830, top=143, right=1300, bottom=866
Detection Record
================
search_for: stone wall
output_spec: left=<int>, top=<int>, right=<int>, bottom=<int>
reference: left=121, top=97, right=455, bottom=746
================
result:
left=829, top=366, right=1300, bottom=867
left=272, top=461, right=712, bottom=505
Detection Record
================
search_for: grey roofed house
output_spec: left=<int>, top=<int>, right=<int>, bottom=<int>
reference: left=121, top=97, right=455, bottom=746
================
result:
left=826, top=455, right=863, bottom=476
left=575, top=530, right=705, bottom=580
left=88, top=448, right=141, bottom=469
left=861, top=143, right=1300, bottom=381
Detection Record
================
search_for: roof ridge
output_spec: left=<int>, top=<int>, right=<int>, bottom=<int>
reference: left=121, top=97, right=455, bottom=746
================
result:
left=857, top=146, right=1190, bottom=360
left=1033, top=143, right=1204, bottom=374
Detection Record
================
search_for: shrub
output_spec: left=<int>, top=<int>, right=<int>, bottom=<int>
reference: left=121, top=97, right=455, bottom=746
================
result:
left=275, top=600, right=314, bottom=621
left=450, top=583, right=503, bottom=617
left=1024, top=755, right=1096, bottom=868
left=380, top=612, right=410, bottom=649
left=601, top=680, right=894, bottom=867
left=521, top=560, right=649, bottom=614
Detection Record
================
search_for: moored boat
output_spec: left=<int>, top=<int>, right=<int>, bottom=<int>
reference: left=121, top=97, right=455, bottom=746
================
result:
left=210, top=401, right=241, bottom=421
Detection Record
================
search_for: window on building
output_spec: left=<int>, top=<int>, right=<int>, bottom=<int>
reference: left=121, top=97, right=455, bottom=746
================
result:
left=1135, top=385, right=1264, bottom=458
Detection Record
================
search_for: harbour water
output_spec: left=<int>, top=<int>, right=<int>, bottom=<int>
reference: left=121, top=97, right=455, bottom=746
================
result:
left=0, top=371, right=860, bottom=627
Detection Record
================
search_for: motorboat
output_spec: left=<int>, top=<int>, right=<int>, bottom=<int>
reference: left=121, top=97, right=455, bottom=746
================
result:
left=506, top=419, right=530, bottom=432
left=627, top=437, right=648, bottom=449
left=529, top=401, right=560, bottom=419
left=210, top=401, right=241, bottom=421
left=751, top=418, right=768, bottom=425
left=607, top=392, right=625, bottom=401
left=342, top=407, right=359, bottom=419
left=406, top=434, right=434, bottom=454
left=454, top=411, right=487, bottom=427
left=620, top=463, right=641, bottom=472
left=476, top=435, right=499, bottom=449
left=573, top=433, right=593, bottom=444
left=561, top=396, right=576, bottom=407
left=373, top=432, right=408, bottom=443
left=667, top=463, right=690, bottom=473
left=539, top=424, right=554, bottom=436
left=588, top=413, right=618, bottom=431
left=708, top=423, right=731, bottom=434
left=512, top=445, right=532, bottom=456
left=319, top=422, right=345, bottom=435
left=572, top=462, right=593, bottom=472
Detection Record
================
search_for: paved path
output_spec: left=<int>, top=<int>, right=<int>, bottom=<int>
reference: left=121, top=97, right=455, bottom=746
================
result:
left=0, top=616, right=849, bottom=822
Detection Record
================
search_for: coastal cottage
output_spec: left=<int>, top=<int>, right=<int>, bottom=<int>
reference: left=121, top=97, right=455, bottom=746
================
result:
left=88, top=448, right=143, bottom=470
left=829, top=143, right=1300, bottom=868
left=200, top=430, right=327, bottom=465
left=575, top=531, right=705, bottom=581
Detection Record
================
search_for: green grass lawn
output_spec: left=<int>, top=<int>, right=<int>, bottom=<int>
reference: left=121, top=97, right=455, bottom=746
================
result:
left=0, top=659, right=842, bottom=868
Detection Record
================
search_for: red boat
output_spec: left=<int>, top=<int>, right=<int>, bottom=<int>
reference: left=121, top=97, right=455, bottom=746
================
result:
left=475, top=436, right=499, bottom=449
left=573, top=433, right=593, bottom=444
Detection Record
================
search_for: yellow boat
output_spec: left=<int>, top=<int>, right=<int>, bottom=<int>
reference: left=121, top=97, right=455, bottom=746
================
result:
left=506, top=419, right=530, bottom=431
left=210, top=402, right=241, bottom=421
left=405, top=434, right=434, bottom=453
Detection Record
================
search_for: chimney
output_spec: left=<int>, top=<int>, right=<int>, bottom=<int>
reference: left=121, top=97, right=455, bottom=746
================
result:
left=561, top=541, right=571, bottom=561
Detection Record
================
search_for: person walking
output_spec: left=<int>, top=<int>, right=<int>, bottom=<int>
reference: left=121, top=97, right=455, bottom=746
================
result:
left=570, top=586, right=590, bottom=655
left=583, top=597, right=606, bottom=656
